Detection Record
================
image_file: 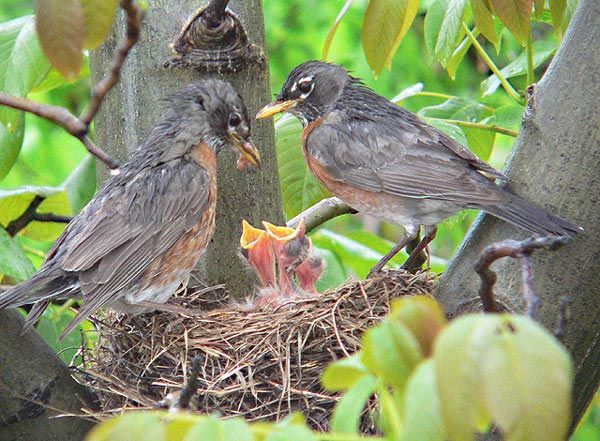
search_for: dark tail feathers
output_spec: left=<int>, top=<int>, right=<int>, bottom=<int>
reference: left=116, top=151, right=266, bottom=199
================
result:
left=486, top=192, right=583, bottom=237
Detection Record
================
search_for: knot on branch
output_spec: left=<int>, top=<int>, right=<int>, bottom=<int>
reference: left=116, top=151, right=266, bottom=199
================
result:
left=164, top=2, right=265, bottom=74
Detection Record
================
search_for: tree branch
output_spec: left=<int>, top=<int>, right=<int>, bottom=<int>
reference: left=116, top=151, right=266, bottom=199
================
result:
left=474, top=236, right=570, bottom=317
left=287, top=197, right=357, bottom=233
left=202, top=0, right=231, bottom=27
left=80, top=0, right=143, bottom=125
left=4, top=196, right=74, bottom=237
left=0, top=1, right=144, bottom=172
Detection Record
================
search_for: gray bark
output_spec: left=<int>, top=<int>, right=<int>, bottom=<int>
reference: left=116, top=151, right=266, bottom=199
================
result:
left=0, top=310, right=97, bottom=440
left=90, top=0, right=284, bottom=299
left=436, top=0, right=600, bottom=430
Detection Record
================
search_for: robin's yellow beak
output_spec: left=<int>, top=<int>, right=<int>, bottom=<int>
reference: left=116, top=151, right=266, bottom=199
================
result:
left=229, top=132, right=261, bottom=169
left=256, top=99, right=298, bottom=119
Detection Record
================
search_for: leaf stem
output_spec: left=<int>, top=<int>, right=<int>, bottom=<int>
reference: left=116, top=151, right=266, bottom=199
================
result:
left=434, top=118, right=519, bottom=137
left=526, top=30, right=535, bottom=86
left=461, top=23, right=522, bottom=102
left=413, top=91, right=456, bottom=100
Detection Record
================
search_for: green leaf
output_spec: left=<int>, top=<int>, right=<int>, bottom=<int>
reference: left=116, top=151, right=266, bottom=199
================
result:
left=422, top=118, right=469, bottom=146
left=424, top=0, right=449, bottom=62
left=363, top=0, right=421, bottom=75
left=434, top=315, right=491, bottom=441
left=81, top=0, right=119, bottom=49
left=402, top=360, right=445, bottom=441
left=489, top=0, right=534, bottom=45
left=265, top=415, right=316, bottom=441
left=322, top=0, right=354, bottom=60
left=435, top=0, right=469, bottom=66
left=390, top=295, right=447, bottom=357
left=472, top=315, right=572, bottom=441
left=34, top=303, right=96, bottom=365
left=480, top=39, right=556, bottom=96
left=85, top=412, right=166, bottom=441
left=481, top=103, right=524, bottom=130
left=533, top=0, right=545, bottom=19
left=361, top=318, right=423, bottom=391
left=471, top=0, right=498, bottom=48
left=0, top=15, right=51, bottom=179
left=446, top=35, right=472, bottom=80
left=35, top=0, right=85, bottom=80
left=0, top=186, right=72, bottom=242
left=313, top=247, right=347, bottom=292
left=183, top=416, right=253, bottom=441
left=331, top=375, right=377, bottom=434
left=322, top=353, right=370, bottom=391
left=391, top=82, right=424, bottom=104
left=0, top=226, right=35, bottom=282
left=275, top=116, right=330, bottom=219
left=549, top=0, right=567, bottom=36
left=64, top=155, right=97, bottom=213
left=311, top=229, right=407, bottom=278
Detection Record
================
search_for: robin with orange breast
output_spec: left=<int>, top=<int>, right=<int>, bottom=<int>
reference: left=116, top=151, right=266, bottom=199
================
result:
left=0, top=79, right=261, bottom=338
left=257, top=61, right=581, bottom=274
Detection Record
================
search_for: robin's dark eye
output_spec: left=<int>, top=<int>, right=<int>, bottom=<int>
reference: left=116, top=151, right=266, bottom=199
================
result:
left=228, top=112, right=242, bottom=127
left=298, top=80, right=313, bottom=95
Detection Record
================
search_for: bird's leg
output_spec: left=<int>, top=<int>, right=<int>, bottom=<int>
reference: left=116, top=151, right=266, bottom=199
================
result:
left=401, top=227, right=437, bottom=272
left=368, top=227, right=418, bottom=278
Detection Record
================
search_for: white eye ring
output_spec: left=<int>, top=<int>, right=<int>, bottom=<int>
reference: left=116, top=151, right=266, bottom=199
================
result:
left=297, top=77, right=314, bottom=98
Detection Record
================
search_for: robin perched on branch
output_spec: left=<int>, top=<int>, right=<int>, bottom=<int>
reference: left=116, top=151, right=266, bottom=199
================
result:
left=257, top=61, right=582, bottom=275
left=0, top=80, right=261, bottom=338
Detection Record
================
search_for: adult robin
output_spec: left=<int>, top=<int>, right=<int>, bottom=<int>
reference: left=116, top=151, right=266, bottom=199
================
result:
left=257, top=61, right=581, bottom=274
left=0, top=79, right=261, bottom=338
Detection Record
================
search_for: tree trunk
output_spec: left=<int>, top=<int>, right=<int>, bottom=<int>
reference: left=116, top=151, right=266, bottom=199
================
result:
left=0, top=310, right=97, bottom=440
left=90, top=0, right=284, bottom=299
left=436, top=0, right=600, bottom=431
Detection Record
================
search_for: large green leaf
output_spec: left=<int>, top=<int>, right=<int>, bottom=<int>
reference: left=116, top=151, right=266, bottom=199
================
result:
left=434, top=315, right=491, bottom=441
left=361, top=318, right=423, bottom=391
left=64, top=154, right=97, bottom=213
left=86, top=412, right=166, bottom=441
left=424, top=0, right=449, bottom=62
left=0, top=186, right=71, bottom=242
left=471, top=0, right=498, bottom=48
left=330, top=375, right=377, bottom=434
left=183, top=416, right=253, bottom=441
left=472, top=315, right=572, bottom=441
left=275, top=116, right=330, bottom=219
left=402, top=360, right=445, bottom=441
left=0, top=15, right=51, bottom=179
left=81, top=0, right=119, bottom=49
left=390, top=295, right=447, bottom=357
left=481, top=39, right=556, bottom=96
left=362, top=0, right=421, bottom=75
left=435, top=0, right=469, bottom=66
left=549, top=0, right=567, bottom=35
left=313, top=246, right=347, bottom=292
left=489, top=0, right=534, bottom=45
left=0, top=226, right=35, bottom=282
left=35, top=0, right=85, bottom=80
left=322, top=353, right=370, bottom=392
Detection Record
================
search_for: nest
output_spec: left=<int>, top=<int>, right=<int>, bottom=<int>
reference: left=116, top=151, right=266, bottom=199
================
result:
left=83, top=270, right=436, bottom=429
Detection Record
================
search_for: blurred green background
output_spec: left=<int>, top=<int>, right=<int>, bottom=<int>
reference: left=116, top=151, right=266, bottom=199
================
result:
left=0, top=0, right=596, bottom=437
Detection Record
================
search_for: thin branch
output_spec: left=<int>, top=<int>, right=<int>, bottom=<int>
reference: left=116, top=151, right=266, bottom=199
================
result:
left=434, top=118, right=519, bottom=137
left=202, top=0, right=231, bottom=27
left=462, top=22, right=523, bottom=103
left=4, top=196, right=74, bottom=237
left=177, top=357, right=202, bottom=410
left=5, top=196, right=45, bottom=237
left=287, top=197, right=357, bottom=233
left=474, top=236, right=570, bottom=316
left=80, top=0, right=144, bottom=125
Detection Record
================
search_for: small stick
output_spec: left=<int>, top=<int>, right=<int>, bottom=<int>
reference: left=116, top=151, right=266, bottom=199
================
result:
left=202, top=0, right=231, bottom=27
left=287, top=197, right=357, bottom=233
left=474, top=236, right=570, bottom=316
left=5, top=195, right=45, bottom=237
left=554, top=296, right=569, bottom=340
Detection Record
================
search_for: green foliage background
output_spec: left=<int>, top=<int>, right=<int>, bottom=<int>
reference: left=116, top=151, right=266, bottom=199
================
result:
left=0, top=0, right=597, bottom=438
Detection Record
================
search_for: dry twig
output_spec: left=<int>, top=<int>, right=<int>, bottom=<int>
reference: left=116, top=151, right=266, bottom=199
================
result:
left=287, top=197, right=357, bottom=233
left=474, top=235, right=570, bottom=318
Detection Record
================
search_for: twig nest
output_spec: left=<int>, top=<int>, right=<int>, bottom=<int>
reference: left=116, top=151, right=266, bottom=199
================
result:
left=84, top=270, right=435, bottom=429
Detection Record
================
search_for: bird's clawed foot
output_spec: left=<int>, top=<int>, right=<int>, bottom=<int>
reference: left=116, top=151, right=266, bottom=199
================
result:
left=367, top=230, right=418, bottom=278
